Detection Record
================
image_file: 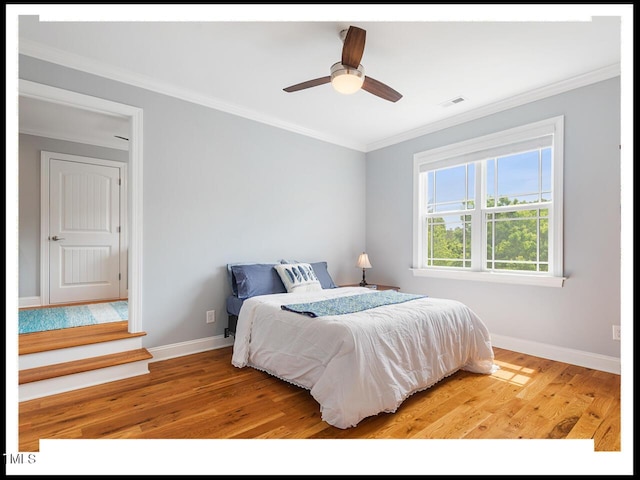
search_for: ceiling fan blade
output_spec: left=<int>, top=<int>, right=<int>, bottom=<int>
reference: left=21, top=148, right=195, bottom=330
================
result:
left=341, top=26, right=366, bottom=68
left=283, top=76, right=331, bottom=93
left=362, top=76, right=403, bottom=103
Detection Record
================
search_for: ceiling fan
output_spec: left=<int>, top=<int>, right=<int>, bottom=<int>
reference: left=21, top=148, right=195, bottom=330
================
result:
left=283, top=25, right=402, bottom=103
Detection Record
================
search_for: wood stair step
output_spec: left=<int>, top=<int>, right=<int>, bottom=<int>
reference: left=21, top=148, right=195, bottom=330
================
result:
left=19, top=321, right=146, bottom=355
left=19, top=348, right=153, bottom=385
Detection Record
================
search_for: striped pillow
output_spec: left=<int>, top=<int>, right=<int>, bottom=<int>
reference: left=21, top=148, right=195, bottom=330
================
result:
left=274, top=263, right=323, bottom=293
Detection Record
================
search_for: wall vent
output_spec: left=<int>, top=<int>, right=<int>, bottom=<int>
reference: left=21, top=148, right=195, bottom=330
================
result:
left=440, top=96, right=467, bottom=107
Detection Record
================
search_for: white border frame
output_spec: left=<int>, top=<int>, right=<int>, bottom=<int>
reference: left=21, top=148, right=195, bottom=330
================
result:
left=40, top=151, right=128, bottom=304
left=20, top=80, right=144, bottom=333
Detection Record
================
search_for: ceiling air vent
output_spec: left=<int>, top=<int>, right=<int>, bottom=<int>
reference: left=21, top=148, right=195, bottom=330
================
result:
left=440, top=96, right=466, bottom=108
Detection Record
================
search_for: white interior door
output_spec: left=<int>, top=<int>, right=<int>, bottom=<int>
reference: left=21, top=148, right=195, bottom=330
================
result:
left=47, top=156, right=122, bottom=304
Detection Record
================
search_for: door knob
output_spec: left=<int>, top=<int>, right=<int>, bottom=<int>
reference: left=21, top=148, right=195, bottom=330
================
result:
left=50, top=235, right=65, bottom=241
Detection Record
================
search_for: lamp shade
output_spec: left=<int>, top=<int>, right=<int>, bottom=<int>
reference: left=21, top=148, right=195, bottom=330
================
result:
left=330, top=62, right=365, bottom=95
left=356, top=252, right=372, bottom=269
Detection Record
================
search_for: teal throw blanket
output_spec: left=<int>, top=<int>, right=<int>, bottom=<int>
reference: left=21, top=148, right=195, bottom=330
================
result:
left=281, top=291, right=426, bottom=318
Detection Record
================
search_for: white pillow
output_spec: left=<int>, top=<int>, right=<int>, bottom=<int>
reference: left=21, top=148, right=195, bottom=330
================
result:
left=274, top=263, right=323, bottom=293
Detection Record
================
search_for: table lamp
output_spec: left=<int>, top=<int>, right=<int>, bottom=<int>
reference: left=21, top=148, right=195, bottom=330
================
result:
left=356, top=252, right=372, bottom=287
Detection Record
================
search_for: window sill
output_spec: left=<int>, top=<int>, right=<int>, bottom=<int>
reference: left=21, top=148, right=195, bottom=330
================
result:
left=410, top=268, right=566, bottom=288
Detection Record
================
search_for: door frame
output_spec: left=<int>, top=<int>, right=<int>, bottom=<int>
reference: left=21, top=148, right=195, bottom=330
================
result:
left=20, top=79, right=144, bottom=333
left=40, top=151, right=128, bottom=305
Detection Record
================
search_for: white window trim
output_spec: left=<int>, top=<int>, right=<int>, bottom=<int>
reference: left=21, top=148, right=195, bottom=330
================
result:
left=412, top=116, right=566, bottom=288
left=409, top=268, right=565, bottom=287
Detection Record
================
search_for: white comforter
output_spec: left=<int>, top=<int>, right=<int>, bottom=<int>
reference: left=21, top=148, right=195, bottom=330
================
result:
left=231, top=287, right=498, bottom=429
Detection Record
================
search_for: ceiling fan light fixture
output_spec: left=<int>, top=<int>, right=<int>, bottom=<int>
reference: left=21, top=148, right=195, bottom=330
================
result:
left=283, top=27, right=401, bottom=102
left=330, top=62, right=365, bottom=95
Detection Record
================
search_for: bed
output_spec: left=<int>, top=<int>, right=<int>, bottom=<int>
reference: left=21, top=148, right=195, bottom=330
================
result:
left=226, top=261, right=498, bottom=429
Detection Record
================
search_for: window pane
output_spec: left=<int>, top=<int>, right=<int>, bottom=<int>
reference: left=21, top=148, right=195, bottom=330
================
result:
left=467, top=163, right=475, bottom=205
left=541, top=147, right=552, bottom=199
left=427, top=165, right=474, bottom=213
left=486, top=159, right=495, bottom=207
left=426, top=214, right=471, bottom=268
left=435, top=166, right=465, bottom=204
left=497, top=150, right=539, bottom=200
left=485, top=209, right=549, bottom=272
left=539, top=216, right=548, bottom=263
left=426, top=171, right=435, bottom=210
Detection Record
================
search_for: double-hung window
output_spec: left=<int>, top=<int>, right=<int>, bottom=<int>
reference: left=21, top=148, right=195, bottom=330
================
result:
left=412, top=116, right=565, bottom=287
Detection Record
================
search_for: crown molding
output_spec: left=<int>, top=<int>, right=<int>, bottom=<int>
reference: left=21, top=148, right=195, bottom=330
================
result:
left=19, top=39, right=366, bottom=152
left=365, top=63, right=621, bottom=152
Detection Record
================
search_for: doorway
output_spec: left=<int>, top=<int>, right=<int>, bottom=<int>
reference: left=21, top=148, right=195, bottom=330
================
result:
left=41, top=152, right=128, bottom=306
left=19, top=79, right=143, bottom=333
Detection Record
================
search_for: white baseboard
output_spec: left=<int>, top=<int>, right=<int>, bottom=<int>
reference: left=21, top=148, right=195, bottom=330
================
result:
left=148, top=333, right=620, bottom=374
left=148, top=334, right=234, bottom=363
left=19, top=296, right=41, bottom=308
left=491, top=334, right=621, bottom=374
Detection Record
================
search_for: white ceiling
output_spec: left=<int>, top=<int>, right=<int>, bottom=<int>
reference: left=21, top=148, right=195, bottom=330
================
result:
left=19, top=96, right=131, bottom=150
left=15, top=6, right=625, bottom=152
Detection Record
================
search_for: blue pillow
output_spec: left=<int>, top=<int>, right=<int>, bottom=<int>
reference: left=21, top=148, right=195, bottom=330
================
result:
left=310, top=261, right=337, bottom=289
left=227, top=261, right=290, bottom=295
left=227, top=262, right=256, bottom=296
left=230, top=263, right=286, bottom=299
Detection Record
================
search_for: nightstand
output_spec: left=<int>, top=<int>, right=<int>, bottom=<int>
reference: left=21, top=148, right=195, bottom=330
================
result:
left=340, top=284, right=400, bottom=292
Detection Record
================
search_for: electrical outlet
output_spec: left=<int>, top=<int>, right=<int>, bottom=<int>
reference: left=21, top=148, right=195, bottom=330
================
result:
left=612, top=325, right=620, bottom=341
left=206, top=310, right=216, bottom=324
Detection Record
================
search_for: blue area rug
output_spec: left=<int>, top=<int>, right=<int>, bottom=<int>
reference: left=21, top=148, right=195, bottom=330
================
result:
left=19, top=301, right=128, bottom=334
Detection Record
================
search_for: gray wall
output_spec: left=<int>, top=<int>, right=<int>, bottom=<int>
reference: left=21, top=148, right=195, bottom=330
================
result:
left=18, top=133, right=129, bottom=298
left=19, top=55, right=366, bottom=348
left=365, top=77, right=621, bottom=358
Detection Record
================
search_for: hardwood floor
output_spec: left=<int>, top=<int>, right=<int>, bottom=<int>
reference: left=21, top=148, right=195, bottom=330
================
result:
left=19, top=346, right=620, bottom=454
left=19, top=321, right=143, bottom=355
